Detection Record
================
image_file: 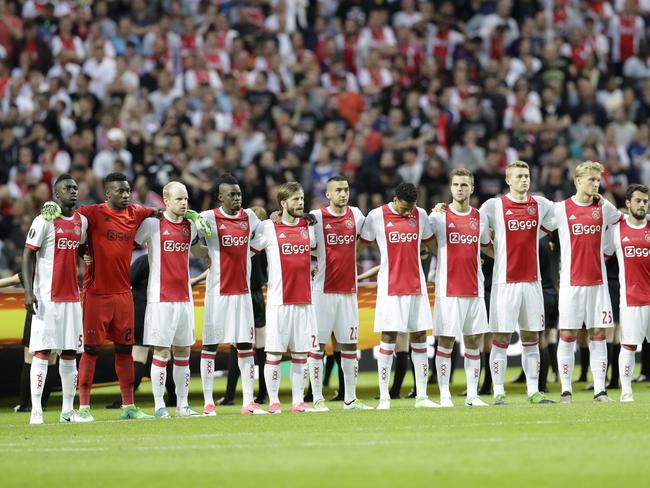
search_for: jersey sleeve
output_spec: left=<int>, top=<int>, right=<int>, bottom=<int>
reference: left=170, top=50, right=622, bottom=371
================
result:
left=134, top=218, right=153, bottom=246
left=25, top=215, right=47, bottom=251
left=419, top=208, right=434, bottom=242
left=190, top=221, right=198, bottom=244
left=536, top=196, right=557, bottom=232
left=76, top=204, right=95, bottom=223
left=428, top=212, right=443, bottom=240
left=309, top=224, right=317, bottom=249
left=479, top=199, right=494, bottom=230
left=134, top=204, right=155, bottom=226
left=79, top=214, right=89, bottom=244
left=250, top=220, right=269, bottom=252
left=480, top=217, right=491, bottom=246
left=351, top=207, right=366, bottom=236
left=603, top=224, right=616, bottom=257
left=246, top=209, right=261, bottom=237
left=603, top=200, right=622, bottom=226
left=359, top=210, right=376, bottom=243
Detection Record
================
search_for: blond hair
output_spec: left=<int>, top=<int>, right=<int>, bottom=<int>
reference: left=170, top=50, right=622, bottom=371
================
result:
left=162, top=181, right=187, bottom=200
left=574, top=160, right=604, bottom=179
left=277, top=182, right=303, bottom=207
left=505, top=160, right=529, bottom=179
left=449, top=167, right=474, bottom=185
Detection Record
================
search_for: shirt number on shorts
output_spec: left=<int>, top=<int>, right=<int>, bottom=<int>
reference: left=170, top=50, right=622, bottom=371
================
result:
left=311, top=335, right=318, bottom=348
left=602, top=311, right=613, bottom=325
left=349, top=327, right=358, bottom=341
left=77, top=334, right=83, bottom=349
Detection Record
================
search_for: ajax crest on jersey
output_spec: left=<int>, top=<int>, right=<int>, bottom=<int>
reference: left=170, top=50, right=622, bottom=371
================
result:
left=408, top=218, right=417, bottom=227
left=592, top=209, right=601, bottom=220
left=469, top=218, right=478, bottom=230
left=645, top=232, right=650, bottom=242
left=300, top=228, right=309, bottom=239
left=74, top=225, right=81, bottom=235
left=240, top=221, right=248, bottom=230
left=345, top=219, right=354, bottom=229
left=527, top=205, right=537, bottom=216
left=183, top=226, right=190, bottom=237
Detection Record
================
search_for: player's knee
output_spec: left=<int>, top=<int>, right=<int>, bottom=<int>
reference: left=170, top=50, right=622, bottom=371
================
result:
left=202, top=344, right=218, bottom=352
left=437, top=336, right=455, bottom=349
left=114, top=343, right=133, bottom=355
left=291, top=352, right=307, bottom=360
left=84, top=346, right=100, bottom=356
left=172, top=346, right=190, bottom=358
left=154, top=347, right=172, bottom=360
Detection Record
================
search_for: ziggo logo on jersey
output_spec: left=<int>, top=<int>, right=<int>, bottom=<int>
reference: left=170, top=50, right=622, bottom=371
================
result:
left=163, top=240, right=190, bottom=252
left=507, top=219, right=537, bottom=231
left=326, top=234, right=355, bottom=245
left=449, top=233, right=478, bottom=244
left=624, top=246, right=650, bottom=258
left=56, top=238, right=80, bottom=250
left=221, top=235, right=248, bottom=247
left=281, top=243, right=310, bottom=254
left=388, top=232, right=418, bottom=243
left=572, top=224, right=601, bottom=235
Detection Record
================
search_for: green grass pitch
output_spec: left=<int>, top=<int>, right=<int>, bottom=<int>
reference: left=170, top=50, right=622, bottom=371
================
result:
left=1, top=369, right=650, bottom=487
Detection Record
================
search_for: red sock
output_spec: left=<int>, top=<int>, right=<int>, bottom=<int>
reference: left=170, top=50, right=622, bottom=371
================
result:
left=115, top=352, right=135, bottom=406
left=78, top=352, right=97, bottom=406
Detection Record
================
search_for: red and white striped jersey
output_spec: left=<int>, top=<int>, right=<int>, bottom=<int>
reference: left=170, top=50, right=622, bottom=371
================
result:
left=134, top=215, right=197, bottom=303
left=25, top=213, right=88, bottom=302
left=609, top=13, right=644, bottom=62
left=201, top=207, right=260, bottom=296
left=480, top=194, right=555, bottom=284
left=359, top=203, right=433, bottom=297
left=311, top=206, right=365, bottom=294
left=609, top=217, right=650, bottom=307
left=553, top=197, right=621, bottom=287
left=250, top=219, right=316, bottom=306
left=430, top=206, right=491, bottom=298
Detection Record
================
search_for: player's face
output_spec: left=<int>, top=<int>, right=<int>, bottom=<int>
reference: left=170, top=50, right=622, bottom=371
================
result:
left=106, top=181, right=131, bottom=210
left=393, top=197, right=416, bottom=217
left=626, top=190, right=649, bottom=220
left=282, top=191, right=305, bottom=218
left=218, top=183, right=242, bottom=212
left=326, top=181, right=350, bottom=208
left=55, top=178, right=78, bottom=208
left=450, top=175, right=473, bottom=204
left=575, top=170, right=601, bottom=197
left=506, top=168, right=530, bottom=194
left=165, top=186, right=189, bottom=218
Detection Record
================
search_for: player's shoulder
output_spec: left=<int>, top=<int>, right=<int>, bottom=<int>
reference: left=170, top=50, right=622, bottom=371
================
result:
left=366, top=206, right=382, bottom=219
left=200, top=209, right=213, bottom=220
left=532, top=194, right=556, bottom=207
left=348, top=205, right=364, bottom=217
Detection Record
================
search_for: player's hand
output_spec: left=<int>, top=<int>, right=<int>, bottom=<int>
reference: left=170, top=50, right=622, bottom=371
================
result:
left=303, top=213, right=317, bottom=226
left=41, top=201, right=62, bottom=221
left=185, top=210, right=212, bottom=237
left=269, top=211, right=281, bottom=224
left=593, top=194, right=605, bottom=206
left=83, top=254, right=93, bottom=266
left=431, top=203, right=447, bottom=214
left=24, top=291, right=38, bottom=315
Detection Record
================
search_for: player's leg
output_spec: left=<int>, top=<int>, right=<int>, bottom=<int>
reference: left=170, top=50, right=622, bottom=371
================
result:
left=377, top=331, right=397, bottom=409
left=389, top=332, right=409, bottom=399
left=290, top=304, right=319, bottom=412
left=478, top=333, right=492, bottom=395
left=463, top=334, right=488, bottom=406
left=410, top=330, right=437, bottom=408
left=29, top=349, right=50, bottom=424
left=132, top=346, right=149, bottom=392
left=309, top=293, right=331, bottom=407
left=618, top=305, right=647, bottom=402
left=264, top=305, right=289, bottom=413
left=57, top=349, right=82, bottom=421
left=308, top=343, right=327, bottom=407
left=435, top=335, right=455, bottom=406
left=577, top=329, right=590, bottom=383
left=151, top=346, right=171, bottom=417
left=588, top=285, right=614, bottom=401
left=237, top=341, right=266, bottom=414
left=79, top=293, right=110, bottom=416
left=607, top=323, right=621, bottom=390
left=538, top=330, right=550, bottom=393
left=254, top=326, right=267, bottom=404
left=171, top=345, right=199, bottom=416
left=619, top=344, right=637, bottom=401
left=557, top=329, right=578, bottom=401
left=200, top=295, right=222, bottom=414
left=488, top=283, right=520, bottom=404
left=16, top=312, right=34, bottom=412
left=557, top=285, right=587, bottom=402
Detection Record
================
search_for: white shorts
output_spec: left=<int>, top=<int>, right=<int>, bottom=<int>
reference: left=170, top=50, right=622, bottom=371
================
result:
left=144, top=302, right=195, bottom=347
left=558, top=283, right=613, bottom=330
left=620, top=305, right=650, bottom=345
left=313, top=292, right=359, bottom=344
left=374, top=293, right=433, bottom=333
left=203, top=293, right=255, bottom=345
left=266, top=304, right=318, bottom=353
left=30, top=300, right=83, bottom=353
left=434, top=296, right=488, bottom=338
left=489, top=282, right=544, bottom=333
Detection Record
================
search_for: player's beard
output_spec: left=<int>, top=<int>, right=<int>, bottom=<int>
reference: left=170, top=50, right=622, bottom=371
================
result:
left=287, top=206, right=304, bottom=218
left=632, top=209, right=647, bottom=221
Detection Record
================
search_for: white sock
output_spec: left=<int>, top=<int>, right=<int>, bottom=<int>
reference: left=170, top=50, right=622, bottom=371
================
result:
left=151, top=355, right=168, bottom=411
left=464, top=348, right=481, bottom=399
left=200, top=350, right=216, bottom=406
left=490, top=340, right=508, bottom=396
left=237, top=349, right=255, bottom=406
left=59, top=356, right=77, bottom=413
left=173, top=356, right=190, bottom=409
left=377, top=342, right=395, bottom=401
left=522, top=341, right=540, bottom=397
left=589, top=335, right=608, bottom=395
left=435, top=345, right=453, bottom=399
left=30, top=355, right=49, bottom=413
left=290, top=354, right=307, bottom=406
left=411, top=342, right=429, bottom=399
left=557, top=336, right=576, bottom=394
left=619, top=345, right=636, bottom=395
left=307, top=351, right=324, bottom=402
left=264, top=353, right=282, bottom=405
left=340, top=351, right=358, bottom=403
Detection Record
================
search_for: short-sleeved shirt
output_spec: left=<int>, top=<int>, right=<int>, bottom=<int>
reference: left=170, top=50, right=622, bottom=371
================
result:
left=250, top=218, right=316, bottom=306
left=480, top=194, right=554, bottom=284
left=359, top=203, right=433, bottom=297
left=134, top=215, right=197, bottom=303
left=429, top=206, right=491, bottom=298
left=79, top=203, right=153, bottom=295
left=200, top=207, right=260, bottom=296
left=311, top=206, right=365, bottom=294
left=25, top=213, right=88, bottom=302
left=550, top=197, right=621, bottom=287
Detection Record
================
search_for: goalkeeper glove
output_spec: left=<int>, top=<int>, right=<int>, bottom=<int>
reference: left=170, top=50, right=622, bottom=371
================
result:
left=42, top=201, right=62, bottom=221
left=185, top=209, right=212, bottom=237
